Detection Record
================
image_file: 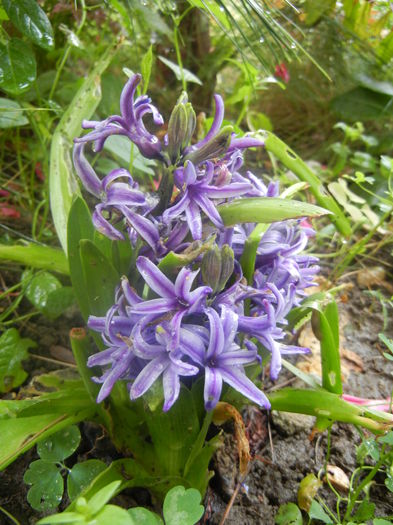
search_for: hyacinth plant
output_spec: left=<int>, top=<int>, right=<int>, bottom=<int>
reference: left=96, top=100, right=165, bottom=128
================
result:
left=72, top=73, right=321, bottom=411
left=59, top=72, right=393, bottom=498
left=3, top=70, right=393, bottom=510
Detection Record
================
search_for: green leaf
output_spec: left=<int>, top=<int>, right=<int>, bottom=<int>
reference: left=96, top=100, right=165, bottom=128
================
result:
left=88, top=480, right=122, bottom=515
left=385, top=474, right=393, bottom=492
left=0, top=328, right=36, bottom=393
left=128, top=507, right=164, bottom=525
left=379, top=430, right=393, bottom=445
left=50, top=43, right=118, bottom=253
left=218, top=197, right=329, bottom=227
left=24, top=459, right=64, bottom=511
left=67, top=460, right=107, bottom=501
left=275, top=503, right=303, bottom=525
left=141, top=45, right=153, bottom=94
left=314, top=301, right=342, bottom=395
left=304, top=0, right=336, bottom=25
left=331, top=87, right=393, bottom=122
left=104, top=135, right=156, bottom=175
left=37, top=512, right=85, bottom=524
left=373, top=520, right=392, bottom=525
left=37, top=425, right=81, bottom=462
left=95, top=505, right=135, bottom=524
left=263, top=131, right=352, bottom=236
left=308, top=500, right=333, bottom=524
left=0, top=378, right=94, bottom=470
left=163, top=486, right=204, bottom=525
left=45, top=287, right=75, bottom=319
left=3, top=0, right=54, bottom=50
left=0, top=38, right=36, bottom=95
left=352, top=500, right=376, bottom=522
left=268, top=388, right=393, bottom=433
left=24, top=270, right=60, bottom=309
left=0, top=243, right=69, bottom=274
left=158, top=56, right=202, bottom=85
left=67, top=197, right=95, bottom=321
left=0, top=98, right=28, bottom=128
left=357, top=438, right=380, bottom=464
left=79, top=239, right=120, bottom=317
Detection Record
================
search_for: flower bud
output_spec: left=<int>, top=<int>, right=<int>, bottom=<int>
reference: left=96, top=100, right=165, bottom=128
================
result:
left=183, top=125, right=233, bottom=166
left=167, top=92, right=196, bottom=164
left=218, top=244, right=234, bottom=291
left=201, top=245, right=221, bottom=293
left=201, top=244, right=234, bottom=293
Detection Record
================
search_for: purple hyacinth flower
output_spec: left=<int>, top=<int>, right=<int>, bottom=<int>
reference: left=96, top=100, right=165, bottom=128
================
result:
left=87, top=302, right=139, bottom=403
left=130, top=322, right=201, bottom=411
left=73, top=143, right=161, bottom=248
left=130, top=256, right=212, bottom=347
left=163, top=160, right=253, bottom=240
left=74, top=73, right=163, bottom=160
left=183, top=306, right=270, bottom=411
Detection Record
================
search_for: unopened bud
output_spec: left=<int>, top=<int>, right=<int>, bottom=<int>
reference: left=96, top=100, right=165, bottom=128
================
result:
left=201, top=244, right=234, bottom=293
left=168, top=99, right=188, bottom=163
left=167, top=92, right=196, bottom=164
left=184, top=125, right=233, bottom=165
left=202, top=245, right=221, bottom=292
left=218, top=244, right=234, bottom=291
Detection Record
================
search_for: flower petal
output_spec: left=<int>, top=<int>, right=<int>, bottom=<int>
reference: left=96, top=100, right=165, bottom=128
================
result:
left=136, top=256, right=175, bottom=298
left=220, top=367, right=270, bottom=409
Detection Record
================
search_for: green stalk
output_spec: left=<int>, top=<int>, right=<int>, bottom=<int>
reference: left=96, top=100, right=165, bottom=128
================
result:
left=0, top=243, right=69, bottom=274
left=263, top=131, right=352, bottom=236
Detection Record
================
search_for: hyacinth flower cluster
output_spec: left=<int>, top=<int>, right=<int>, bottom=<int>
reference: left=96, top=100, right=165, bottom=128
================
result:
left=73, top=73, right=319, bottom=413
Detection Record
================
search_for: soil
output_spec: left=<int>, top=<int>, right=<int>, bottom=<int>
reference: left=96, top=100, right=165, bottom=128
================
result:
left=1, top=280, right=393, bottom=524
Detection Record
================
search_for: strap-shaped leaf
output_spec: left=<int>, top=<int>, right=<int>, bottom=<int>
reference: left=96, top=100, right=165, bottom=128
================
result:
left=50, top=43, right=118, bottom=253
left=79, top=240, right=120, bottom=317
left=67, top=197, right=95, bottom=321
left=218, top=197, right=329, bottom=227
left=3, top=0, right=54, bottom=50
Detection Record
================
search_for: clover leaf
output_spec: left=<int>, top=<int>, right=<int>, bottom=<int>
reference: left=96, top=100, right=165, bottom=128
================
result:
left=37, top=425, right=81, bottom=462
left=163, top=486, right=204, bottom=525
left=24, top=460, right=64, bottom=511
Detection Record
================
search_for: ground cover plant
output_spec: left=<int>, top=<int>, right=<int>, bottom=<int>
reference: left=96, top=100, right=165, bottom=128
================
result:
left=1, top=1, right=393, bottom=524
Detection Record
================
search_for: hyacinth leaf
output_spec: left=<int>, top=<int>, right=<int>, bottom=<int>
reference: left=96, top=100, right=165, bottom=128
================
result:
left=70, top=328, right=110, bottom=427
left=312, top=300, right=342, bottom=395
left=50, top=42, right=119, bottom=253
left=79, top=240, right=120, bottom=317
left=0, top=243, right=69, bottom=274
left=268, top=388, right=393, bottom=434
left=0, top=388, right=94, bottom=471
left=3, top=0, right=54, bottom=50
left=218, top=197, right=329, bottom=227
left=112, top=239, right=133, bottom=276
left=67, top=196, right=95, bottom=321
left=145, top=386, right=201, bottom=479
left=240, top=223, right=269, bottom=284
left=262, top=131, right=352, bottom=236
left=163, top=486, right=204, bottom=525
